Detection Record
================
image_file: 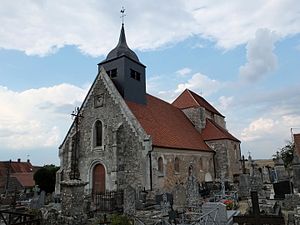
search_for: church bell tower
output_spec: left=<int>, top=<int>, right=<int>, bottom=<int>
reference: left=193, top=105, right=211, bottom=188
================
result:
left=98, top=23, right=146, bottom=105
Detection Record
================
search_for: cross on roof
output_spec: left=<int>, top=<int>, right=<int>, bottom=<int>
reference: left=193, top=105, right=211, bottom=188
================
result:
left=233, top=191, right=285, bottom=225
left=120, top=7, right=126, bottom=25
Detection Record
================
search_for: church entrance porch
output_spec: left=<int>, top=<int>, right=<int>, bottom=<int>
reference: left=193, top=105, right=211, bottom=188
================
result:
left=92, top=163, right=106, bottom=194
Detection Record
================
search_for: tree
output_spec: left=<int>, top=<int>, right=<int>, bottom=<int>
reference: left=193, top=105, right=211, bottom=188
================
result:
left=33, top=164, right=59, bottom=193
left=279, top=141, right=295, bottom=168
left=277, top=141, right=295, bottom=193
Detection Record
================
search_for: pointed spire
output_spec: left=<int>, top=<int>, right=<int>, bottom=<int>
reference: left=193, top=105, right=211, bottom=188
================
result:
left=117, top=23, right=129, bottom=48
left=105, top=23, right=139, bottom=62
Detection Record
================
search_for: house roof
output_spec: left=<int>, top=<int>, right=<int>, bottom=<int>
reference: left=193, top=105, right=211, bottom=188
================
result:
left=294, top=133, right=300, bottom=156
left=172, top=89, right=224, bottom=117
left=11, top=173, right=35, bottom=188
left=126, top=94, right=212, bottom=152
left=0, top=161, right=35, bottom=190
left=202, top=119, right=240, bottom=142
left=0, top=161, right=33, bottom=177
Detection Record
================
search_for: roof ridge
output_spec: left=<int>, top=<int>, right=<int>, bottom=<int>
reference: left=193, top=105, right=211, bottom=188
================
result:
left=207, top=118, right=240, bottom=142
left=186, top=89, right=200, bottom=107
left=189, top=90, right=224, bottom=117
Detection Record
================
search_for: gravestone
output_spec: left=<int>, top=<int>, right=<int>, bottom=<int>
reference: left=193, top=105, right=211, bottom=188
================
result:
left=172, top=184, right=186, bottom=208
left=238, top=174, right=250, bottom=199
left=273, top=181, right=293, bottom=199
left=37, top=190, right=46, bottom=208
left=262, top=167, right=271, bottom=183
left=202, top=202, right=228, bottom=225
left=186, top=175, right=200, bottom=208
left=30, top=188, right=45, bottom=209
left=155, top=193, right=173, bottom=215
left=249, top=160, right=263, bottom=195
left=30, top=185, right=40, bottom=209
left=123, top=185, right=136, bottom=216
left=274, top=157, right=289, bottom=181
left=233, top=191, right=285, bottom=225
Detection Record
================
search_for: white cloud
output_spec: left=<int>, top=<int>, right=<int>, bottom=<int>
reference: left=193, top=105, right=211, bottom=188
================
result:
left=239, top=29, right=278, bottom=82
left=0, top=1, right=300, bottom=56
left=175, top=72, right=222, bottom=96
left=176, top=68, right=192, bottom=77
left=241, top=118, right=276, bottom=141
left=239, top=113, right=300, bottom=158
left=0, top=84, right=88, bottom=150
left=218, top=96, right=234, bottom=111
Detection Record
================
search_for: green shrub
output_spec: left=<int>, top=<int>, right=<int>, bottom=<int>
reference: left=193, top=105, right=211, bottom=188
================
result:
left=110, top=214, right=131, bottom=225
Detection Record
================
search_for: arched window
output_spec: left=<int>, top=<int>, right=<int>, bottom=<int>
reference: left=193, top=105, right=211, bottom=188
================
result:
left=199, top=158, right=203, bottom=170
left=158, top=157, right=163, bottom=173
left=174, top=157, right=180, bottom=173
left=188, top=165, right=193, bottom=176
left=94, top=120, right=103, bottom=147
left=234, top=144, right=238, bottom=159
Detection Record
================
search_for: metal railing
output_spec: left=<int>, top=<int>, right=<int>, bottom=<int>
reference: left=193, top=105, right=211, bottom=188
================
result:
left=132, top=206, right=221, bottom=225
left=0, top=210, right=40, bottom=225
left=93, top=190, right=123, bottom=212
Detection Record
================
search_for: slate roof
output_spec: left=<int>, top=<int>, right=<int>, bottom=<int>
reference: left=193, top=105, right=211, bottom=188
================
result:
left=102, top=24, right=140, bottom=63
left=202, top=119, right=240, bottom=142
left=126, top=94, right=212, bottom=152
left=172, top=89, right=224, bottom=117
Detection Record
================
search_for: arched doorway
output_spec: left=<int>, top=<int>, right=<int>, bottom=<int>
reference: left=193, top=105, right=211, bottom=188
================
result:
left=93, top=164, right=106, bottom=194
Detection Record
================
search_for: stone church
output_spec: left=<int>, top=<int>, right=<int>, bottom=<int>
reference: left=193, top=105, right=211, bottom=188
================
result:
left=56, top=24, right=241, bottom=195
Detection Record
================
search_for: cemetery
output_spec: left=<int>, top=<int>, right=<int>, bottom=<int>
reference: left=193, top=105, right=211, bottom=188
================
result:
left=2, top=147, right=300, bottom=225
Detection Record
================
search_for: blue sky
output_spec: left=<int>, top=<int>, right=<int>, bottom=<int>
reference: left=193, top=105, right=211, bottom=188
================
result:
left=1, top=1, right=300, bottom=166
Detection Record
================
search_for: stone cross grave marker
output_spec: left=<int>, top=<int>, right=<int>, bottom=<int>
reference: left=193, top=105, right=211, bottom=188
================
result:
left=37, top=190, right=45, bottom=208
left=186, top=174, right=200, bottom=208
left=124, top=185, right=136, bottom=216
left=30, top=189, right=45, bottom=209
left=233, top=191, right=285, bottom=225
left=155, top=193, right=173, bottom=215
left=30, top=185, right=40, bottom=209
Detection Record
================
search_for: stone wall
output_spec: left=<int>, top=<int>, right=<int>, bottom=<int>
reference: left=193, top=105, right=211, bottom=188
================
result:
left=206, top=140, right=241, bottom=181
left=151, top=147, right=214, bottom=192
left=213, top=114, right=226, bottom=129
left=182, top=107, right=206, bottom=132
left=57, top=69, right=151, bottom=193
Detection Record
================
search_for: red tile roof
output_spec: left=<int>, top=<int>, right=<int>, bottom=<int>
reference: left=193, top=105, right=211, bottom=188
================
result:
left=10, top=162, right=33, bottom=173
left=202, top=119, right=240, bottom=142
left=11, top=173, right=35, bottom=188
left=0, top=161, right=34, bottom=189
left=294, top=134, right=300, bottom=156
left=172, top=89, right=224, bottom=117
left=126, top=94, right=212, bottom=152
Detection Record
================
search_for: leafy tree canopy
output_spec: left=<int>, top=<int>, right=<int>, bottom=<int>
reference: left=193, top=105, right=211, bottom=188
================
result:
left=33, top=164, right=59, bottom=193
left=278, top=141, right=295, bottom=169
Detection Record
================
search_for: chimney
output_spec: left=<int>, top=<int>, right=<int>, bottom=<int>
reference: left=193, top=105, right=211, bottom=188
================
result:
left=17, top=158, right=21, bottom=163
left=27, top=159, right=30, bottom=163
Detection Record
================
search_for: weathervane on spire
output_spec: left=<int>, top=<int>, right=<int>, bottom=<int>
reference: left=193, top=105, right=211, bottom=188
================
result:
left=120, top=6, right=126, bottom=25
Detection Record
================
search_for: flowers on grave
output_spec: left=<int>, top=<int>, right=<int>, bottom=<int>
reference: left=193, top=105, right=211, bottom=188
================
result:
left=222, top=199, right=234, bottom=210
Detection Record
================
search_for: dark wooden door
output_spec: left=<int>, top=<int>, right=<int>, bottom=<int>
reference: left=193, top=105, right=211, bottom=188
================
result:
left=93, top=164, right=105, bottom=193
